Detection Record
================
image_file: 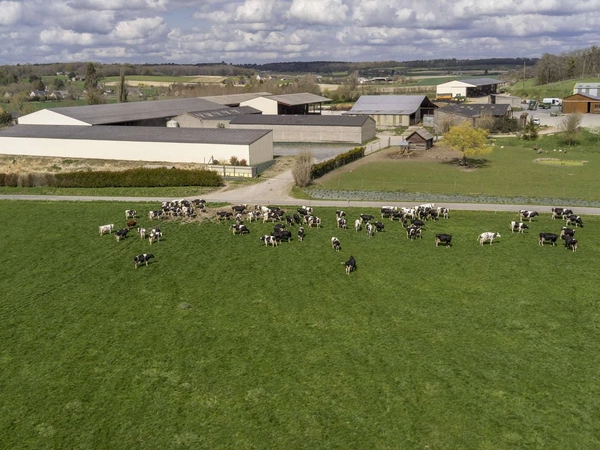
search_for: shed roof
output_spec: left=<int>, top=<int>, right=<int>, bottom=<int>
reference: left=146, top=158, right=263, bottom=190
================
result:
left=265, top=93, right=332, bottom=106
left=201, top=92, right=273, bottom=106
left=458, top=77, right=503, bottom=87
left=563, top=93, right=600, bottom=101
left=439, top=103, right=510, bottom=118
left=230, top=114, right=370, bottom=126
left=406, top=128, right=434, bottom=141
left=345, top=95, right=435, bottom=115
left=28, top=97, right=227, bottom=125
left=186, top=106, right=261, bottom=121
left=0, top=125, right=271, bottom=145
left=574, top=83, right=600, bottom=89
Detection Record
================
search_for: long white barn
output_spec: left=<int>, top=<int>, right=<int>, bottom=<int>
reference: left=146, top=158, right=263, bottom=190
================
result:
left=0, top=125, right=273, bottom=166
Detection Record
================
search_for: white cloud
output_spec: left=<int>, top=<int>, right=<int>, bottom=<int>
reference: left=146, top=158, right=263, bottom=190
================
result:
left=0, top=1, right=22, bottom=25
left=111, top=17, right=168, bottom=43
left=39, top=27, right=96, bottom=45
left=288, top=0, right=349, bottom=25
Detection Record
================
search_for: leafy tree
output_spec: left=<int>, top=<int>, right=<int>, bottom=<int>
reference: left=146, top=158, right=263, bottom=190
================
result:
left=521, top=118, right=539, bottom=141
left=52, top=78, right=65, bottom=90
left=84, top=62, right=104, bottom=105
left=68, top=71, right=76, bottom=80
left=10, top=91, right=29, bottom=113
left=558, top=113, right=582, bottom=146
left=443, top=121, right=492, bottom=165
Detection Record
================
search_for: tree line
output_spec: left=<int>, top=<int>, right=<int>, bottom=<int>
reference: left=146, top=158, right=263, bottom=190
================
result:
left=535, top=46, right=600, bottom=85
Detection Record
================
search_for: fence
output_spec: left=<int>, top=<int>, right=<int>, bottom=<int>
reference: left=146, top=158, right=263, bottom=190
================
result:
left=206, top=164, right=256, bottom=178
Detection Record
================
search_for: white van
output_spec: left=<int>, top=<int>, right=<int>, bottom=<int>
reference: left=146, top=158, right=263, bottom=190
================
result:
left=542, top=98, right=562, bottom=106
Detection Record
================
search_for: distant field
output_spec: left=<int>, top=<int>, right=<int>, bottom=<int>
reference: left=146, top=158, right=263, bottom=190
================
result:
left=508, top=77, right=600, bottom=99
left=313, top=131, right=600, bottom=203
left=103, top=75, right=225, bottom=85
left=1, top=201, right=599, bottom=449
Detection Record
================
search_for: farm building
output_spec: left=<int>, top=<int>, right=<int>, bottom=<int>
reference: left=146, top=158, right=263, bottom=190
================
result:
left=436, top=78, right=504, bottom=100
left=227, top=115, right=376, bottom=144
left=0, top=125, right=273, bottom=167
left=343, top=95, right=438, bottom=127
left=489, top=94, right=523, bottom=108
left=562, top=93, right=600, bottom=114
left=173, top=106, right=262, bottom=128
left=239, top=93, right=332, bottom=115
left=434, top=103, right=512, bottom=129
left=573, top=83, right=600, bottom=97
left=405, top=128, right=434, bottom=150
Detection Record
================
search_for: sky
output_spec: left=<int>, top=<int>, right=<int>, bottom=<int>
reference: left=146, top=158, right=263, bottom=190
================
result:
left=0, top=0, right=598, bottom=65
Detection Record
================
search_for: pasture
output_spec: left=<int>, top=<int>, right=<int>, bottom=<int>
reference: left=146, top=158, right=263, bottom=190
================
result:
left=314, top=133, right=600, bottom=203
left=1, top=201, right=599, bottom=449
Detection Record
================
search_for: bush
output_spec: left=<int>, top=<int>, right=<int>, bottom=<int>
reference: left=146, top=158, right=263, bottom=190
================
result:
left=239, top=159, right=247, bottom=166
left=310, top=147, right=365, bottom=179
left=229, top=156, right=239, bottom=166
left=0, top=168, right=222, bottom=188
left=292, top=151, right=313, bottom=188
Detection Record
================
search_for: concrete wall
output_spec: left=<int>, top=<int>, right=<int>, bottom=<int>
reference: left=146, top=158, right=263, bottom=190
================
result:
left=241, top=97, right=278, bottom=115
left=371, top=114, right=410, bottom=127
left=436, top=82, right=468, bottom=99
left=0, top=134, right=273, bottom=166
left=18, top=109, right=90, bottom=126
left=229, top=123, right=374, bottom=143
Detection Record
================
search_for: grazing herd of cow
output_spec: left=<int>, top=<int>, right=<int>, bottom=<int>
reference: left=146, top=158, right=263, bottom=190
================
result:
left=99, top=200, right=585, bottom=271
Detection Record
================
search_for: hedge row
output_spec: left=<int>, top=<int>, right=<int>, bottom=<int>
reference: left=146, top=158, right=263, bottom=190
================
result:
left=0, top=168, right=223, bottom=188
left=310, top=146, right=365, bottom=179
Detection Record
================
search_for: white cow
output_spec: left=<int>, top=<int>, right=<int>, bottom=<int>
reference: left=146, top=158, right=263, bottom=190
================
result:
left=478, top=232, right=501, bottom=246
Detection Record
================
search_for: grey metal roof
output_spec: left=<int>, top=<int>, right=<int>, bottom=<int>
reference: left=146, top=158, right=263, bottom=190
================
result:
left=201, top=92, right=273, bottom=106
left=565, top=93, right=600, bottom=100
left=406, top=128, right=434, bottom=140
left=346, top=95, right=430, bottom=115
left=458, top=77, right=504, bottom=87
left=41, top=97, right=227, bottom=125
left=439, top=103, right=510, bottom=118
left=230, top=114, right=370, bottom=126
left=186, top=106, right=262, bottom=121
left=265, top=93, right=332, bottom=106
left=574, top=83, right=600, bottom=89
left=0, top=125, right=271, bottom=145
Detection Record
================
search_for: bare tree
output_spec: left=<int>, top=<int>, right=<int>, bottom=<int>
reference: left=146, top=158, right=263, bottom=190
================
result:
left=292, top=151, right=313, bottom=188
left=118, top=69, right=128, bottom=103
left=558, top=113, right=583, bottom=145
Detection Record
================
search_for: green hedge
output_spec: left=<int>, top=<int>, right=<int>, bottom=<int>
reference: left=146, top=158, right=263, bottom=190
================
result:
left=0, top=168, right=223, bottom=188
left=310, top=146, right=365, bottom=179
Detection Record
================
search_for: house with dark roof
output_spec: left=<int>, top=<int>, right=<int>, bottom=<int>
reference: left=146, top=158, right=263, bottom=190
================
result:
left=434, top=103, right=512, bottom=128
left=343, top=95, right=438, bottom=127
left=405, top=128, right=434, bottom=150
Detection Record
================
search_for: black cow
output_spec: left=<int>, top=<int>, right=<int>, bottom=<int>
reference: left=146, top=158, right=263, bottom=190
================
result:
left=344, top=256, right=357, bottom=275
left=519, top=210, right=539, bottom=222
left=411, top=219, right=425, bottom=227
left=564, top=236, right=578, bottom=252
left=435, top=234, right=452, bottom=247
left=115, top=228, right=129, bottom=241
left=360, top=214, right=375, bottom=223
left=285, top=215, right=295, bottom=226
left=293, top=213, right=302, bottom=224
left=216, top=211, right=233, bottom=220
left=272, top=230, right=292, bottom=242
left=134, top=253, right=154, bottom=269
left=539, top=233, right=559, bottom=246
left=298, top=227, right=305, bottom=241
left=374, top=221, right=385, bottom=232
left=231, top=204, right=247, bottom=213
left=566, top=215, right=584, bottom=228
left=560, top=227, right=575, bottom=239
left=297, top=207, right=313, bottom=216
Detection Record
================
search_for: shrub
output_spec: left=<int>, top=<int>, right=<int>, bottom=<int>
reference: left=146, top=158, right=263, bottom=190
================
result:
left=239, top=159, right=247, bottom=166
left=310, top=147, right=366, bottom=179
left=292, top=151, right=313, bottom=188
left=229, top=156, right=239, bottom=166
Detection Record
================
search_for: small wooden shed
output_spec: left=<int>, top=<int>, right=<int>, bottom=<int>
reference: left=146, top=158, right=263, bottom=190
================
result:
left=562, top=93, right=600, bottom=114
left=405, top=128, right=434, bottom=150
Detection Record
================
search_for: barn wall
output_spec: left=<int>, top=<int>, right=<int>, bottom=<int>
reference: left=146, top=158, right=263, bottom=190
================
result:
left=247, top=133, right=274, bottom=165
left=241, top=97, right=278, bottom=115
left=362, top=117, right=377, bottom=142
left=0, top=137, right=263, bottom=165
left=18, top=109, right=90, bottom=126
left=562, top=101, right=590, bottom=114
left=229, top=123, right=369, bottom=143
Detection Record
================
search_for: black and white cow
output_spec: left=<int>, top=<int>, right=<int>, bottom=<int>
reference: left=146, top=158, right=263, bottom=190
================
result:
left=560, top=227, right=575, bottom=239
left=374, top=221, right=385, bottom=232
left=510, top=221, right=529, bottom=233
left=115, top=228, right=129, bottom=241
left=336, top=210, right=346, bottom=219
left=298, top=227, right=305, bottom=241
left=366, top=223, right=375, bottom=237
left=217, top=211, right=233, bottom=220
left=308, top=216, right=322, bottom=228
left=148, top=228, right=162, bottom=244
left=134, top=253, right=154, bottom=269
left=331, top=237, right=341, bottom=252
left=539, top=233, right=559, bottom=246
left=297, top=206, right=313, bottom=216
left=380, top=206, right=397, bottom=219
left=566, top=215, right=584, bottom=228
left=406, top=225, right=422, bottom=240
left=437, top=207, right=450, bottom=219
left=360, top=214, right=375, bottom=223
left=232, top=224, right=250, bottom=235
left=272, top=230, right=292, bottom=242
left=354, top=219, right=362, bottom=232
left=231, top=204, right=247, bottom=214
left=564, top=236, right=578, bottom=252
left=519, top=210, right=539, bottom=222
left=148, top=210, right=163, bottom=220
left=411, top=219, right=425, bottom=227
left=478, top=232, right=501, bottom=246
left=125, top=209, right=137, bottom=219
left=344, top=256, right=357, bottom=275
left=337, top=216, right=348, bottom=229
left=260, top=235, right=278, bottom=247
left=435, top=234, right=452, bottom=247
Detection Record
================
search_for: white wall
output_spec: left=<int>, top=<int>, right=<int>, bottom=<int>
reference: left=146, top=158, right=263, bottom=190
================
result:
left=436, top=81, right=469, bottom=98
left=0, top=136, right=273, bottom=166
left=241, top=97, right=278, bottom=115
left=18, top=109, right=91, bottom=126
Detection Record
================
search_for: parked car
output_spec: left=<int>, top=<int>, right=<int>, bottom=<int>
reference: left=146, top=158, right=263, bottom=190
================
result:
left=533, top=117, right=541, bottom=125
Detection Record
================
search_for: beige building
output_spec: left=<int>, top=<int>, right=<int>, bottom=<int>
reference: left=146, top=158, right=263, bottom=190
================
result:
left=344, top=95, right=438, bottom=127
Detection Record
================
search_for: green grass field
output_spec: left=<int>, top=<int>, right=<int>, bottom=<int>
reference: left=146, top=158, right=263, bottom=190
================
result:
left=313, top=132, right=600, bottom=203
left=507, top=77, right=600, bottom=100
left=1, top=201, right=599, bottom=449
